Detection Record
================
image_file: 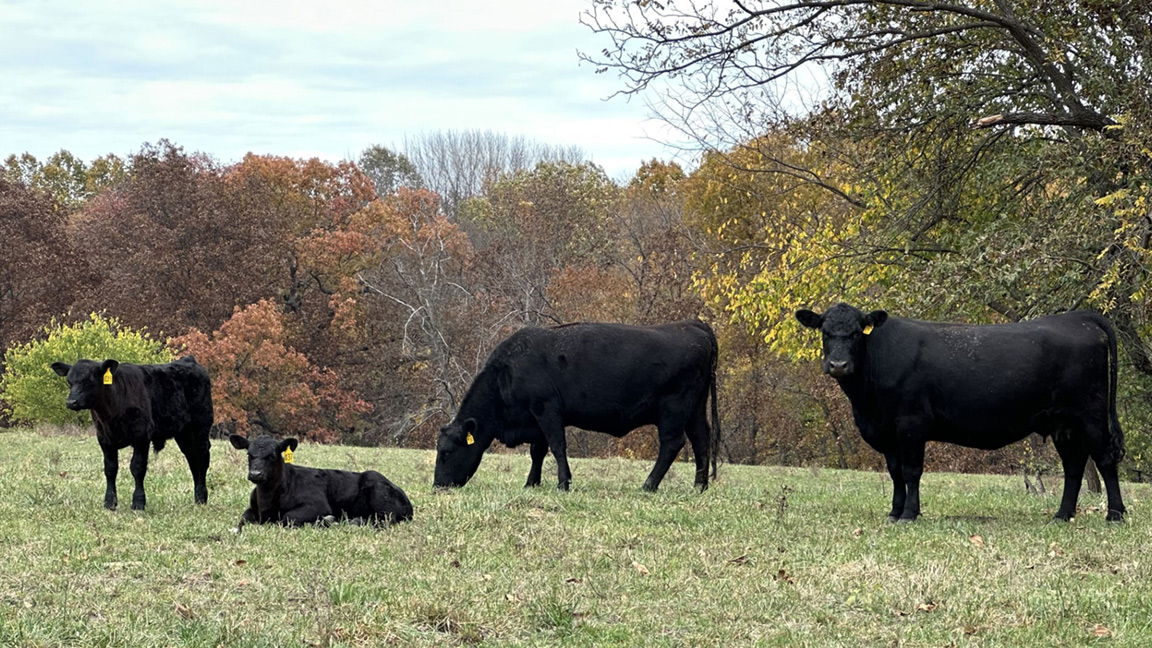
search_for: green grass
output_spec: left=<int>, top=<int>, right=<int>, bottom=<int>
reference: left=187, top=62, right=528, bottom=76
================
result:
left=1, top=430, right=1151, bottom=647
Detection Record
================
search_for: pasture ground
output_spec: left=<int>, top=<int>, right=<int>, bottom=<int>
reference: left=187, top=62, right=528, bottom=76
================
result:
left=0, top=429, right=1150, bottom=647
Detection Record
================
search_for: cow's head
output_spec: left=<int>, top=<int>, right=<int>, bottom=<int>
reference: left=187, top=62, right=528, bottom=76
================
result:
left=433, top=418, right=487, bottom=488
left=51, top=359, right=119, bottom=411
left=230, top=434, right=297, bottom=486
left=795, top=303, right=888, bottom=378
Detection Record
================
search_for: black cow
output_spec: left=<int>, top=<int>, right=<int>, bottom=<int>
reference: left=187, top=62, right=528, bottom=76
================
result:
left=433, top=319, right=721, bottom=492
left=796, top=303, right=1126, bottom=523
left=51, top=356, right=213, bottom=510
left=229, top=435, right=413, bottom=528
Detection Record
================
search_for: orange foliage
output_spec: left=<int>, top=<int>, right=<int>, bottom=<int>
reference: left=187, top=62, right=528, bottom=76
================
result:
left=169, top=299, right=369, bottom=442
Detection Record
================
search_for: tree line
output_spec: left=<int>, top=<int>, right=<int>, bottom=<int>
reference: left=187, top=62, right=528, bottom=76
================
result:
left=5, top=1, right=1149, bottom=478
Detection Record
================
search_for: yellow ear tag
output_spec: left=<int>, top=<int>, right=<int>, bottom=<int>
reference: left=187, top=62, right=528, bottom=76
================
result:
left=466, top=432, right=475, bottom=445
left=862, top=324, right=874, bottom=335
left=282, top=447, right=294, bottom=464
left=103, top=369, right=113, bottom=385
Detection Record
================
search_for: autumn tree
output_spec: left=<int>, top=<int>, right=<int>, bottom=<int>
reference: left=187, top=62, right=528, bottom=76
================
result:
left=358, top=144, right=423, bottom=197
left=0, top=178, right=93, bottom=357
left=171, top=299, right=369, bottom=442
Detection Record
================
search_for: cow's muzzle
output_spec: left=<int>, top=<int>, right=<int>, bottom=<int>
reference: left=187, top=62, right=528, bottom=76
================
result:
left=65, top=400, right=82, bottom=411
left=247, top=470, right=268, bottom=484
left=826, top=360, right=850, bottom=378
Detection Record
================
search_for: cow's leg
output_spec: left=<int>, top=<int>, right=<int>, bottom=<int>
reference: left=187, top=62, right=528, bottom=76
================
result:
left=1085, top=420, right=1127, bottom=522
left=175, top=430, right=210, bottom=504
left=684, top=405, right=711, bottom=492
left=128, top=442, right=150, bottom=511
left=884, top=452, right=907, bottom=523
left=524, top=440, right=549, bottom=488
left=531, top=404, right=572, bottom=491
left=895, top=427, right=925, bottom=523
left=643, top=410, right=688, bottom=492
left=99, top=442, right=119, bottom=510
left=1052, top=435, right=1088, bottom=521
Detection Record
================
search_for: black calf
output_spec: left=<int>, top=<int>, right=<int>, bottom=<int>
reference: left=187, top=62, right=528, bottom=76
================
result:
left=230, top=435, right=413, bottom=528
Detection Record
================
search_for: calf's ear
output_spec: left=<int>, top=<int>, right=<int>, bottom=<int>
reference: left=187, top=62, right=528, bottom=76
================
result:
left=100, top=359, right=120, bottom=374
left=795, top=309, right=824, bottom=329
left=864, top=310, right=889, bottom=330
left=51, top=362, right=71, bottom=377
left=229, top=434, right=250, bottom=450
left=279, top=438, right=299, bottom=454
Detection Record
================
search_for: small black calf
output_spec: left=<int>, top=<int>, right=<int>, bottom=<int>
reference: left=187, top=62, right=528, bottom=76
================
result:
left=229, top=435, right=413, bottom=528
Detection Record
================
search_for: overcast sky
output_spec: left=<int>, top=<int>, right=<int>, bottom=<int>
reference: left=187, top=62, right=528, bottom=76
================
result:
left=0, top=0, right=683, bottom=180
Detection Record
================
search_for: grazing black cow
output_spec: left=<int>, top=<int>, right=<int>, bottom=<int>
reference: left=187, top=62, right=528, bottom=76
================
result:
left=230, top=435, right=413, bottom=528
left=51, top=356, right=212, bottom=511
left=433, top=319, right=721, bottom=492
left=796, top=303, right=1126, bottom=523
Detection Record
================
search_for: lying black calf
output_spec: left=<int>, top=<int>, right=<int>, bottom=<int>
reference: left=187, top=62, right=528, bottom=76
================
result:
left=230, top=435, right=413, bottom=528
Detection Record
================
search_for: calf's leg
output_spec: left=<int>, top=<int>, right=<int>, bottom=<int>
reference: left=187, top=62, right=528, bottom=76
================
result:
left=99, top=443, right=119, bottom=510
left=524, top=440, right=549, bottom=488
left=175, top=430, right=210, bottom=504
left=129, top=442, right=150, bottom=511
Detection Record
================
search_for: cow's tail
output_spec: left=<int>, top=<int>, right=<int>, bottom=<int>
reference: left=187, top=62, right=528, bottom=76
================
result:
left=152, top=436, right=167, bottom=455
left=705, top=320, right=722, bottom=480
left=1093, top=313, right=1125, bottom=464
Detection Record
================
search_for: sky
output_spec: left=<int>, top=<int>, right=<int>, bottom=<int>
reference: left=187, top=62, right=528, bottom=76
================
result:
left=0, top=0, right=684, bottom=180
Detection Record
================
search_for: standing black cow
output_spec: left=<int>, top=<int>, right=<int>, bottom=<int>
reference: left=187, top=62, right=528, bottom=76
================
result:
left=433, top=319, right=721, bottom=492
left=51, top=356, right=213, bottom=511
left=796, top=303, right=1126, bottom=523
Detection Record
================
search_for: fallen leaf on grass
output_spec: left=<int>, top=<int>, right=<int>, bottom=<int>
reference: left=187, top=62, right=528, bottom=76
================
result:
left=969, top=535, right=985, bottom=548
left=233, top=559, right=247, bottom=566
left=564, top=577, right=583, bottom=584
left=631, top=561, right=650, bottom=575
left=916, top=602, right=937, bottom=613
left=773, top=569, right=794, bottom=584
left=174, top=603, right=193, bottom=619
left=1093, top=624, right=1112, bottom=638
left=726, top=554, right=748, bottom=565
left=505, top=593, right=519, bottom=603
left=852, top=528, right=863, bottom=538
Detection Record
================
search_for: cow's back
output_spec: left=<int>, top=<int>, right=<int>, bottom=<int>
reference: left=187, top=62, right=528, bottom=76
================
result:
left=493, top=320, right=715, bottom=432
left=141, top=356, right=213, bottom=433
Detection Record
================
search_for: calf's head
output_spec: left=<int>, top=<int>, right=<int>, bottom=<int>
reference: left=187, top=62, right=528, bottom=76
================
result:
left=230, top=435, right=298, bottom=485
left=51, top=359, right=119, bottom=411
left=433, top=418, right=486, bottom=488
left=795, top=302, right=888, bottom=378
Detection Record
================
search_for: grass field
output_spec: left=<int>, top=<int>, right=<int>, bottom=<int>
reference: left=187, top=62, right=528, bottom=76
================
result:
left=1, top=430, right=1151, bottom=647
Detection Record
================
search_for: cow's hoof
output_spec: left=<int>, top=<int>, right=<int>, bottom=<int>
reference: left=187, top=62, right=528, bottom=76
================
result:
left=131, top=503, right=145, bottom=511
left=1051, top=512, right=1073, bottom=523
left=524, top=481, right=541, bottom=488
left=104, top=502, right=117, bottom=511
left=557, top=482, right=571, bottom=492
left=1106, top=510, right=1125, bottom=524
left=641, top=482, right=658, bottom=493
left=896, top=517, right=915, bottom=524
left=694, top=483, right=709, bottom=493
left=885, top=515, right=898, bottom=523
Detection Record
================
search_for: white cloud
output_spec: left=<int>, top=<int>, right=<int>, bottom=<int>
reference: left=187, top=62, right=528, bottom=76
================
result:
left=0, top=0, right=689, bottom=178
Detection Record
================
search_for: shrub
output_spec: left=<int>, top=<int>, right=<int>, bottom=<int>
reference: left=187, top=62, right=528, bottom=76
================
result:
left=1, top=313, right=173, bottom=426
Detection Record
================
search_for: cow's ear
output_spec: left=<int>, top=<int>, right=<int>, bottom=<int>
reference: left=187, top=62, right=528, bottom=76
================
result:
left=101, top=359, right=120, bottom=374
left=795, top=309, right=824, bottom=329
left=229, top=434, right=250, bottom=450
left=279, top=438, right=299, bottom=454
left=864, top=310, right=889, bottom=330
left=51, top=362, right=71, bottom=377
left=463, top=419, right=477, bottom=435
